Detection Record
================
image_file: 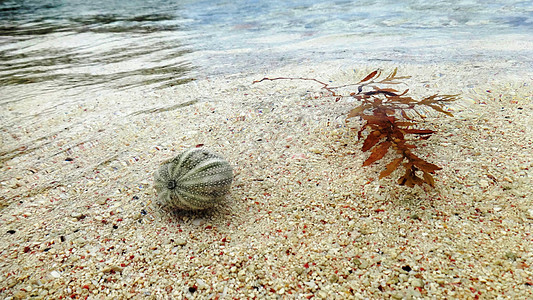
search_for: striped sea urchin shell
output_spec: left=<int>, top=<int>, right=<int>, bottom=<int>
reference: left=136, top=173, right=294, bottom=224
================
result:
left=154, top=147, right=233, bottom=210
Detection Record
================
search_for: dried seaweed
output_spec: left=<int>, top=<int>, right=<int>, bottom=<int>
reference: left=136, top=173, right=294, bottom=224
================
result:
left=254, top=68, right=459, bottom=188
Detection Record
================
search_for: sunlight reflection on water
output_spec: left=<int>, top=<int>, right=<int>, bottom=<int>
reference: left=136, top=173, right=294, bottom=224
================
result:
left=0, top=0, right=532, bottom=103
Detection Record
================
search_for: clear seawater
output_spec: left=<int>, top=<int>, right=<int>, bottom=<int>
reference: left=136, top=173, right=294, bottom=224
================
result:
left=1, top=0, right=532, bottom=102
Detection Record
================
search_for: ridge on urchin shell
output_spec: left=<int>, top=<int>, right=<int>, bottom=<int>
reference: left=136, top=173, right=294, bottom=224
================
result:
left=153, top=147, right=233, bottom=211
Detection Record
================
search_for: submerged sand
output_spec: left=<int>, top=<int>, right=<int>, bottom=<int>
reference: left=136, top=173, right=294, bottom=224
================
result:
left=1, top=61, right=532, bottom=299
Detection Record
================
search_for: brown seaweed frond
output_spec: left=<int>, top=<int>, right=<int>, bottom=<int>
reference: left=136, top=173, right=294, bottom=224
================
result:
left=345, top=69, right=458, bottom=187
left=254, top=68, right=459, bottom=188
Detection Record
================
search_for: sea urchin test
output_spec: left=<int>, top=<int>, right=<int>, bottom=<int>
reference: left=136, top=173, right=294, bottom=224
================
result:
left=154, top=147, right=233, bottom=210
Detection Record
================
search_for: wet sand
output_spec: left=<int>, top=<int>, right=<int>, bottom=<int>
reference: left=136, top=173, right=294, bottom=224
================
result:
left=1, top=61, right=532, bottom=299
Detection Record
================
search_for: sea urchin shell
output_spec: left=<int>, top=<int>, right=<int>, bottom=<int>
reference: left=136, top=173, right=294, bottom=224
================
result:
left=154, top=147, right=233, bottom=210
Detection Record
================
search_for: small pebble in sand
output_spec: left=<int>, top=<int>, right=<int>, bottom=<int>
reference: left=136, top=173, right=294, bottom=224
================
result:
left=50, top=271, right=61, bottom=278
left=175, top=238, right=187, bottom=246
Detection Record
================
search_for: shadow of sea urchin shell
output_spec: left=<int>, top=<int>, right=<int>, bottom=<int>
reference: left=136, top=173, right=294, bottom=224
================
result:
left=153, top=147, right=233, bottom=211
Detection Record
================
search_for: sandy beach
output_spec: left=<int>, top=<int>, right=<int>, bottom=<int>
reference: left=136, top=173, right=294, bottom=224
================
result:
left=1, top=61, right=532, bottom=299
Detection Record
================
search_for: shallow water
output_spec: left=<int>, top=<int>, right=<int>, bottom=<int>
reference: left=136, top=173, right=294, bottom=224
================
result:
left=1, top=0, right=532, bottom=103
left=1, top=3, right=532, bottom=298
